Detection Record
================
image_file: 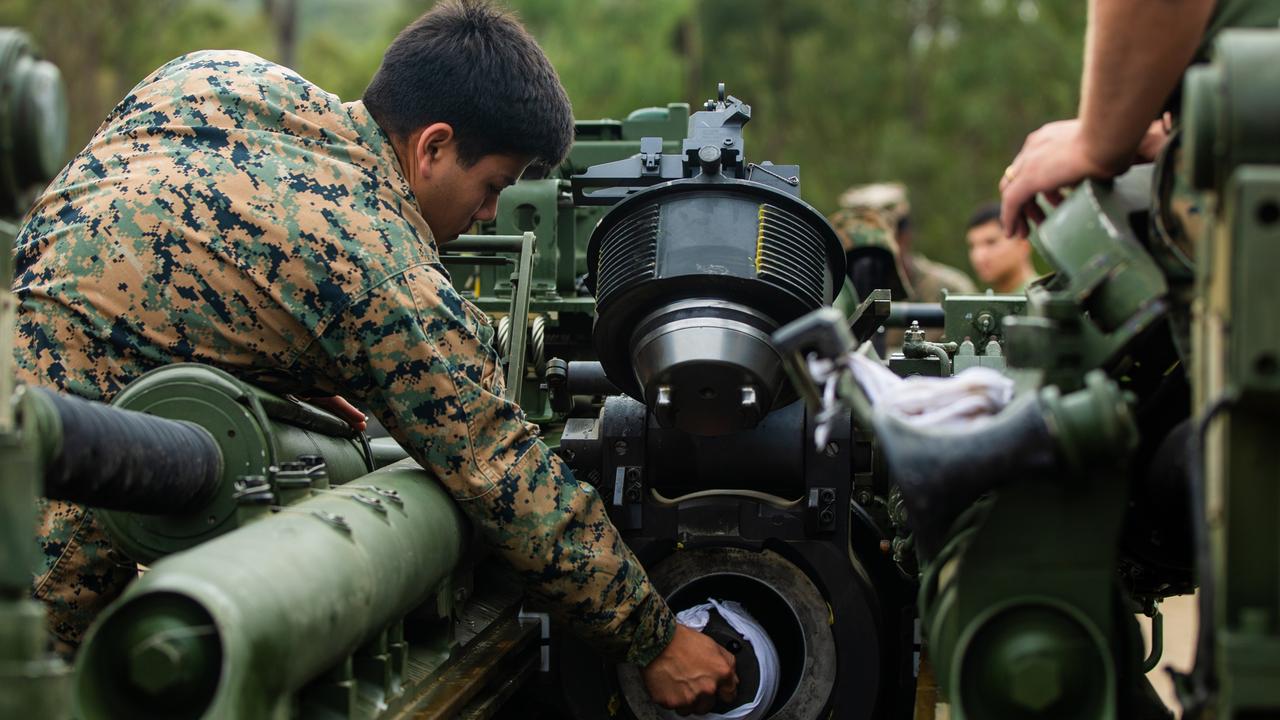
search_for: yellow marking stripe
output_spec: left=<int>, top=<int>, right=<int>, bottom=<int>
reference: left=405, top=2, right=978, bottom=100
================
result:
left=755, top=204, right=767, bottom=273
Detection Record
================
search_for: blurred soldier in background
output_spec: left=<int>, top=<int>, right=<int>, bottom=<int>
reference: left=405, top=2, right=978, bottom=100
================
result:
left=964, top=201, right=1037, bottom=294
left=836, top=182, right=975, bottom=302
left=828, top=203, right=911, bottom=301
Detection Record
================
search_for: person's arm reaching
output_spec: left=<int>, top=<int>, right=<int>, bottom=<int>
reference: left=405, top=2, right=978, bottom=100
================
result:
left=1000, top=0, right=1216, bottom=237
left=314, top=262, right=736, bottom=712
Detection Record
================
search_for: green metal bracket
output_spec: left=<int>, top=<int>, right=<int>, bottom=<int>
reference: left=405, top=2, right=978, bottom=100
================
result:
left=442, top=233, right=537, bottom=404
left=919, top=373, right=1139, bottom=720
left=940, top=293, right=1027, bottom=357
left=1023, top=166, right=1170, bottom=369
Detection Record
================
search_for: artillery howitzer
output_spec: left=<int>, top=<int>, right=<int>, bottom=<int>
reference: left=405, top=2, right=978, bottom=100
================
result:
left=8, top=24, right=1279, bottom=720
left=0, top=69, right=1155, bottom=719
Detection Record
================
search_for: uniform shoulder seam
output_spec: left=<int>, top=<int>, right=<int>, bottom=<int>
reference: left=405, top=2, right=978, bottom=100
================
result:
left=285, top=260, right=441, bottom=367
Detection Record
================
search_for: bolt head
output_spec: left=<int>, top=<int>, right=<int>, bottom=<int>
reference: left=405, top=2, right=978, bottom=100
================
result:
left=1008, top=655, right=1063, bottom=712
left=129, top=639, right=186, bottom=696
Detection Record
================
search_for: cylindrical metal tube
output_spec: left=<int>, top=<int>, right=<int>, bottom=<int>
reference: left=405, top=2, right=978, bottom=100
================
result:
left=446, top=233, right=530, bottom=253
left=74, top=459, right=468, bottom=719
left=564, top=360, right=619, bottom=396
left=884, top=302, right=945, bottom=328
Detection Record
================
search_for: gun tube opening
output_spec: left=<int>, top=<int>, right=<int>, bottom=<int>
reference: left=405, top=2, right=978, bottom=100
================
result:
left=618, top=547, right=836, bottom=718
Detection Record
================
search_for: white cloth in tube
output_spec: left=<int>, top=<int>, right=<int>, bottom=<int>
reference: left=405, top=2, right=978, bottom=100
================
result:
left=665, top=599, right=780, bottom=720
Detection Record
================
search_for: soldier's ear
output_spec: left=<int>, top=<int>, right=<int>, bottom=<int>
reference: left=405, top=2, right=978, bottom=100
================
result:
left=414, top=122, right=456, bottom=179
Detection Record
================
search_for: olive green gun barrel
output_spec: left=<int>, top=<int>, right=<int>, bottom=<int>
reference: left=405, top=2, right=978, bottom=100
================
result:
left=75, top=458, right=467, bottom=719
left=24, top=386, right=223, bottom=513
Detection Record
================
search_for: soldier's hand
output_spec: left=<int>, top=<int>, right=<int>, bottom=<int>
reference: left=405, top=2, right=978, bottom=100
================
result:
left=1135, top=115, right=1172, bottom=163
left=303, top=395, right=368, bottom=432
left=999, top=118, right=1120, bottom=239
left=641, top=624, right=739, bottom=715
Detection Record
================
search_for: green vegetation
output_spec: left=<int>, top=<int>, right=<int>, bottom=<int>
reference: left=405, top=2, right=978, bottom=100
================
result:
left=0, top=0, right=1084, bottom=270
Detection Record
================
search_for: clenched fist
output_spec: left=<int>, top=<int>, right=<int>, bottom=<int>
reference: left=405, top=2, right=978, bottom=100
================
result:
left=642, top=624, right=740, bottom=715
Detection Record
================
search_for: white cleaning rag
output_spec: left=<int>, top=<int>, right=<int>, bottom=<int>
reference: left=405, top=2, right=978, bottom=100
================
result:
left=846, top=353, right=1014, bottom=429
left=805, top=350, right=1015, bottom=449
left=665, top=599, right=781, bottom=720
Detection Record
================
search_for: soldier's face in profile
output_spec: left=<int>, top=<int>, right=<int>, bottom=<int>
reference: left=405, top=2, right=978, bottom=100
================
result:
left=420, top=151, right=530, bottom=243
left=405, top=123, right=531, bottom=243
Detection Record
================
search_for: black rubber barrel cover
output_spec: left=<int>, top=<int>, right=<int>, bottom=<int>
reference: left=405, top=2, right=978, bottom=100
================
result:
left=37, top=387, right=223, bottom=514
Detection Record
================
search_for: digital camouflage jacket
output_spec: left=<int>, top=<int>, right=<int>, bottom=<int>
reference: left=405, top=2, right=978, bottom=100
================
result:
left=12, top=50, right=674, bottom=665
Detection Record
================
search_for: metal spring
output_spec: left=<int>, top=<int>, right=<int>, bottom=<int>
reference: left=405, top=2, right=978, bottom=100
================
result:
left=530, top=314, right=547, bottom=373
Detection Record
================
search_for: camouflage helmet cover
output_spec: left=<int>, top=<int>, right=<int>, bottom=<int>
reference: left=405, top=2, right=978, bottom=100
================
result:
left=838, top=181, right=910, bottom=227
left=827, top=204, right=912, bottom=299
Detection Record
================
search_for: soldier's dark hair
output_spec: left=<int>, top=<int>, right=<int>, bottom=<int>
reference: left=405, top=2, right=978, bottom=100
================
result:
left=966, top=202, right=1002, bottom=231
left=363, top=0, right=574, bottom=168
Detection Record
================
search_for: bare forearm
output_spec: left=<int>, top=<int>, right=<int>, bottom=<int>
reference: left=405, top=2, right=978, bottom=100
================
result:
left=1079, top=0, right=1215, bottom=171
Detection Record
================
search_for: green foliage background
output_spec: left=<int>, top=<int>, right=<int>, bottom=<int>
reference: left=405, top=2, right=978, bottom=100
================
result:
left=0, top=0, right=1085, bottom=274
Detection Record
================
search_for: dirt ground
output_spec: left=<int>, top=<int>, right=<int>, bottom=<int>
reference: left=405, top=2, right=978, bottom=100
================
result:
left=1142, top=592, right=1200, bottom=717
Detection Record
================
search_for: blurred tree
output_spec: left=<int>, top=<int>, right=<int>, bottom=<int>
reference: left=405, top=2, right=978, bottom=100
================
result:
left=0, top=0, right=271, bottom=153
left=672, top=0, right=1085, bottom=270
left=0, top=0, right=1085, bottom=271
left=511, top=0, right=694, bottom=120
left=264, top=0, right=299, bottom=67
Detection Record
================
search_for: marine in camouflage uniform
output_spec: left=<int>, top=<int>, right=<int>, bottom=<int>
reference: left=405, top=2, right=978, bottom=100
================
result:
left=837, top=182, right=976, bottom=302
left=13, top=49, right=674, bottom=664
left=828, top=205, right=911, bottom=300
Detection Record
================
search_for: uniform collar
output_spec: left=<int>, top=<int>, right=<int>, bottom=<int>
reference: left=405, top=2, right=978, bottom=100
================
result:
left=343, top=100, right=439, bottom=258
left=344, top=101, right=411, bottom=193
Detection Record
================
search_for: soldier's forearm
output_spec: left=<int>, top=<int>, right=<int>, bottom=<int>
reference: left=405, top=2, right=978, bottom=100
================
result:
left=499, top=445, right=676, bottom=664
left=1079, top=0, right=1214, bottom=172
